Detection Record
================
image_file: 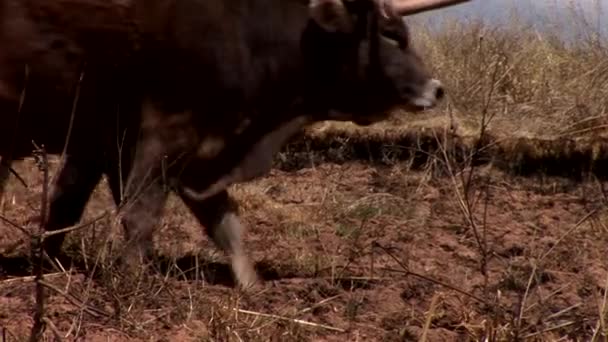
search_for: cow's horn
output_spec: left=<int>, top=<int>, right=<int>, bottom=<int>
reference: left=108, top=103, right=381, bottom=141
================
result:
left=372, top=0, right=395, bottom=18
left=393, top=0, right=471, bottom=16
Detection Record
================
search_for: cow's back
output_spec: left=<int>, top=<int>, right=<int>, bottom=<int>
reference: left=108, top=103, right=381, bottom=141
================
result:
left=0, top=0, right=139, bottom=159
left=0, top=0, right=312, bottom=160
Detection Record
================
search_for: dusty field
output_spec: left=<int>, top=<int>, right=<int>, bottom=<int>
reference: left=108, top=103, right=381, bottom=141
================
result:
left=1, top=146, right=607, bottom=340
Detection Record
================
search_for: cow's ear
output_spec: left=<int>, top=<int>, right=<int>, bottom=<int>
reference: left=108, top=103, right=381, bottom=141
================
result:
left=309, top=0, right=354, bottom=33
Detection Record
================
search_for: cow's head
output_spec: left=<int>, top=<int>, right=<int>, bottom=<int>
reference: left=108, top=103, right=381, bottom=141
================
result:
left=303, top=0, right=461, bottom=125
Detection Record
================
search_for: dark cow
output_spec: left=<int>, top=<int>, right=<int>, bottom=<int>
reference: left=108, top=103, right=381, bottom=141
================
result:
left=0, top=0, right=468, bottom=288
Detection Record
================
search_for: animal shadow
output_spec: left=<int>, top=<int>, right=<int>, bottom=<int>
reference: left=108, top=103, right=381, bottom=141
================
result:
left=152, top=253, right=283, bottom=287
left=0, top=251, right=284, bottom=288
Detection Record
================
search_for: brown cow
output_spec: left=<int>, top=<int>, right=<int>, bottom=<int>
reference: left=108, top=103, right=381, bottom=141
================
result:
left=0, top=0, right=468, bottom=289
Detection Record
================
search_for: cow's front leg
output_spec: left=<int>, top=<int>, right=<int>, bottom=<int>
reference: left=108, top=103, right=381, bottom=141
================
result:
left=114, top=98, right=185, bottom=267
left=42, top=155, right=104, bottom=258
left=117, top=150, right=168, bottom=267
left=179, top=189, right=258, bottom=289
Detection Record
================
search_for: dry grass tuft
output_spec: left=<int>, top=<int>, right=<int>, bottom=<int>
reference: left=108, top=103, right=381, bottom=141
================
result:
left=411, top=3, right=608, bottom=139
left=309, top=2, right=607, bottom=141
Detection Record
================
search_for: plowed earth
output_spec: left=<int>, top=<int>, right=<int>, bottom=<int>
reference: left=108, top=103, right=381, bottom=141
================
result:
left=1, top=155, right=607, bottom=341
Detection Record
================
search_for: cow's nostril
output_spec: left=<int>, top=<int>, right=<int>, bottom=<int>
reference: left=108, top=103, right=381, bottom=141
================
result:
left=435, top=86, right=445, bottom=100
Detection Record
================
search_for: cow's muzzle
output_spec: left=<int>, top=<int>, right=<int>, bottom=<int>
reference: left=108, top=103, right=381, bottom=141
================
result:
left=407, top=78, right=444, bottom=111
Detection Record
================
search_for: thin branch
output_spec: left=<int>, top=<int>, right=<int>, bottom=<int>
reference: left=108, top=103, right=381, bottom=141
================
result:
left=29, top=144, right=49, bottom=342
left=39, top=280, right=109, bottom=319
left=373, top=241, right=489, bottom=306
left=540, top=208, right=599, bottom=262
left=42, top=317, right=63, bottom=342
left=298, top=295, right=342, bottom=315
left=420, top=293, right=441, bottom=342
left=0, top=214, right=31, bottom=238
left=515, top=263, right=538, bottom=339
left=228, top=307, right=346, bottom=333
left=41, top=211, right=111, bottom=239
left=522, top=320, right=588, bottom=339
left=0, top=272, right=64, bottom=285
left=0, top=161, right=28, bottom=189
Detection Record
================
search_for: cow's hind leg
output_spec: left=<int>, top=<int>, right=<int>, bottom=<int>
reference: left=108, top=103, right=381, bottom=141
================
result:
left=179, top=189, right=258, bottom=289
left=42, top=155, right=104, bottom=258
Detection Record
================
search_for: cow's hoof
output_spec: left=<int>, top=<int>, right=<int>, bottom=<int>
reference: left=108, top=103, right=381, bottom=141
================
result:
left=238, top=277, right=261, bottom=292
left=232, top=254, right=260, bottom=291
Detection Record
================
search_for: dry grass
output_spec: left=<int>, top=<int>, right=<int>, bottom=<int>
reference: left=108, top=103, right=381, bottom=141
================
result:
left=416, top=13, right=606, bottom=137
left=297, top=2, right=608, bottom=183
left=2, top=3, right=608, bottom=341
left=311, top=1, right=608, bottom=140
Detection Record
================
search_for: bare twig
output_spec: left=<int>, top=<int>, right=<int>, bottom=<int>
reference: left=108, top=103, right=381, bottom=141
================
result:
left=545, top=303, right=583, bottom=322
left=373, top=242, right=489, bottom=305
left=228, top=307, right=346, bottom=333
left=41, top=211, right=111, bottom=239
left=298, top=294, right=342, bottom=314
left=420, top=293, right=441, bottom=342
left=524, top=282, right=573, bottom=313
left=42, top=317, right=63, bottom=342
left=539, top=208, right=599, bottom=262
left=522, top=320, right=588, bottom=339
left=515, top=262, right=537, bottom=339
left=39, top=280, right=109, bottom=319
left=0, top=272, right=64, bottom=285
left=29, top=143, right=49, bottom=342
left=251, top=294, right=343, bottom=332
left=0, top=161, right=28, bottom=189
left=514, top=209, right=598, bottom=338
left=590, top=272, right=608, bottom=342
left=0, top=214, right=31, bottom=237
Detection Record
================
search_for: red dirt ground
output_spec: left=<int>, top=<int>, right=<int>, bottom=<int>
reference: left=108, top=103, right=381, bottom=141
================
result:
left=1, top=157, right=607, bottom=341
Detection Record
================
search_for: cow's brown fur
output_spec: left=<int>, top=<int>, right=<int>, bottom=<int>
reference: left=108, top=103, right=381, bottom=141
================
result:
left=0, top=0, right=446, bottom=288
